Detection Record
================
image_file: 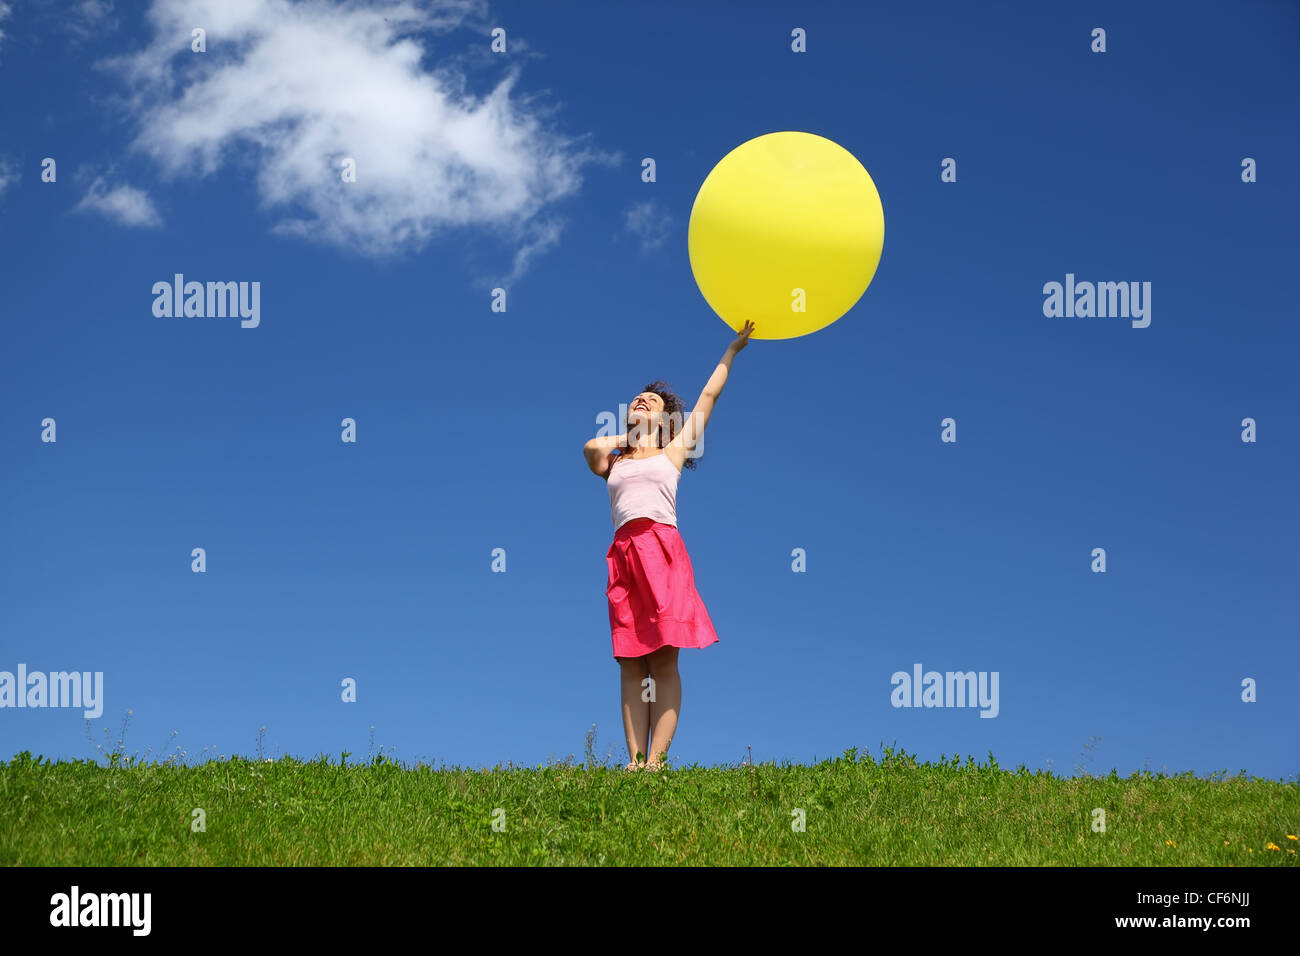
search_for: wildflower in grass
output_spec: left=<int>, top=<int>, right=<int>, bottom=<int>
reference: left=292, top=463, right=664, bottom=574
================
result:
left=1287, top=834, right=1298, bottom=841
left=1164, top=840, right=1176, bottom=848
left=1265, top=842, right=1279, bottom=851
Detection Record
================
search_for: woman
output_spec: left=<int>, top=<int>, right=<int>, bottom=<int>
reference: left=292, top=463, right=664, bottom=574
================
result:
left=582, top=320, right=755, bottom=772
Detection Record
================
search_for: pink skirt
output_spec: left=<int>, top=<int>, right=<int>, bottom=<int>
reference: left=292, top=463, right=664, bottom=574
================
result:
left=606, top=517, right=719, bottom=659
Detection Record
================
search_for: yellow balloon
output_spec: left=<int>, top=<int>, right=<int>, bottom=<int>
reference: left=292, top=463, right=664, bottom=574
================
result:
left=688, top=131, right=884, bottom=340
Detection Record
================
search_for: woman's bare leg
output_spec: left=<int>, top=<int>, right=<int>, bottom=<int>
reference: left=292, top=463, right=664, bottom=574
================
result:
left=617, top=655, right=651, bottom=769
left=646, top=646, right=681, bottom=770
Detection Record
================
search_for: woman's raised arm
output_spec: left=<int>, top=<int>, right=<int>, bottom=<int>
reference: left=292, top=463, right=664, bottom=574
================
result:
left=668, top=320, right=754, bottom=466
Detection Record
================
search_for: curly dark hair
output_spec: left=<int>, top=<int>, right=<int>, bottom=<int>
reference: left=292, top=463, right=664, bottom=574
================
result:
left=612, top=380, right=699, bottom=470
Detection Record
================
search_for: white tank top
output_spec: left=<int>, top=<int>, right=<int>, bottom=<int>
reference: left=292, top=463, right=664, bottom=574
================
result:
left=607, top=452, right=680, bottom=529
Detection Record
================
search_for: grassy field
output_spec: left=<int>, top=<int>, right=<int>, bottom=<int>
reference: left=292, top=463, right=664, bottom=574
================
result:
left=3, top=743, right=1297, bottom=866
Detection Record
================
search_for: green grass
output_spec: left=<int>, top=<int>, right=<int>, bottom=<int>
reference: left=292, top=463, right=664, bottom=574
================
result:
left=3, top=745, right=1296, bottom=865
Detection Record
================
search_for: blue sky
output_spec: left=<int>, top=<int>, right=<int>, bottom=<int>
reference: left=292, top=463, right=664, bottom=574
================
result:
left=1, top=0, right=1297, bottom=780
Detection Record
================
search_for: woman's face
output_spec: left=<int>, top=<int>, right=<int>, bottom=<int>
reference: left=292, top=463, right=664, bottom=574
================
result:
left=628, top=391, right=665, bottom=439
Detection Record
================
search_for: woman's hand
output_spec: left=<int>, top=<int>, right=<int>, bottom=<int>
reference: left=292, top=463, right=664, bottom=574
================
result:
left=728, top=319, right=755, bottom=353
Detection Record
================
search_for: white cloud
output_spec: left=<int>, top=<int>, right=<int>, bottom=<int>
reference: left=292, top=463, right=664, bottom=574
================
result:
left=67, top=0, right=117, bottom=41
left=0, top=157, right=16, bottom=199
left=0, top=2, right=13, bottom=57
left=620, top=199, right=672, bottom=256
left=74, top=175, right=163, bottom=228
left=105, top=0, right=616, bottom=274
left=0, top=1, right=118, bottom=57
left=501, top=215, right=563, bottom=285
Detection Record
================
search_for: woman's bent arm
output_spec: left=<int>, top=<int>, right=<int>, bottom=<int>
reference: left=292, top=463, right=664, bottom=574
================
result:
left=584, top=433, right=627, bottom=477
